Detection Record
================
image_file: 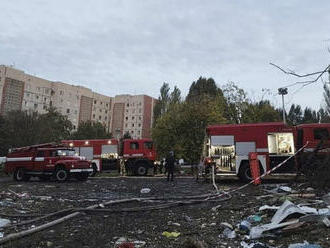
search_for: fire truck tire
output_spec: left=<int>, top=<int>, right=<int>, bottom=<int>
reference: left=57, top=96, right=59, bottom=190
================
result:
left=136, top=164, right=148, bottom=176
left=14, top=168, right=30, bottom=182
left=238, top=161, right=264, bottom=183
left=55, top=168, right=68, bottom=182
left=89, top=163, right=97, bottom=177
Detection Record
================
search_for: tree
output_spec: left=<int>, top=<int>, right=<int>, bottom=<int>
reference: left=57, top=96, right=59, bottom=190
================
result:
left=169, top=86, right=181, bottom=105
left=222, top=82, right=249, bottom=124
left=241, top=100, right=281, bottom=123
left=186, top=77, right=224, bottom=103
left=0, top=108, right=73, bottom=156
left=317, top=108, right=330, bottom=123
left=38, top=107, right=73, bottom=142
left=153, top=82, right=170, bottom=124
left=302, top=107, right=318, bottom=123
left=70, top=121, right=111, bottom=140
left=287, top=104, right=303, bottom=125
left=323, top=83, right=330, bottom=115
left=152, top=98, right=226, bottom=163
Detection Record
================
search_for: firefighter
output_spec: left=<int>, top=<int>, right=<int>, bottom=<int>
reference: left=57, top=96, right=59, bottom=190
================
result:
left=119, top=156, right=126, bottom=176
left=166, top=151, right=175, bottom=181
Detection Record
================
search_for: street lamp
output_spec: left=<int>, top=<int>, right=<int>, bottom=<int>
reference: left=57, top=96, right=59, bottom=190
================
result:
left=278, top=87, right=288, bottom=124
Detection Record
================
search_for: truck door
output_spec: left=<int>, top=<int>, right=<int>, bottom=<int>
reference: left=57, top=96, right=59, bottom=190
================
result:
left=143, top=141, right=155, bottom=160
left=33, top=150, right=47, bottom=171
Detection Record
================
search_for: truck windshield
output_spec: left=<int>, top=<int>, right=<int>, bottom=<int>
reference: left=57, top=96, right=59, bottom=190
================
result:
left=56, top=150, right=76, bottom=156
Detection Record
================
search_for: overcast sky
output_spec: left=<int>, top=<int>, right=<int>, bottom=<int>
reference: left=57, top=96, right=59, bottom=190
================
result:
left=1, top=0, right=329, bottom=111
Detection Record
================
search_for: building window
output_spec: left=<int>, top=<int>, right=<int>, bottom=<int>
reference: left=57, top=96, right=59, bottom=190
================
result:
left=60, top=90, right=63, bottom=95
left=139, top=109, right=142, bottom=113
left=138, top=123, right=141, bottom=127
left=74, top=110, right=78, bottom=114
left=127, top=103, right=129, bottom=107
left=139, top=116, right=142, bottom=120
left=125, top=117, right=128, bottom=120
left=132, top=116, right=135, bottom=120
left=66, top=109, right=70, bottom=114
left=93, top=114, right=95, bottom=118
left=44, top=97, right=47, bottom=102
left=43, top=105, right=47, bottom=110
left=132, top=123, right=134, bottom=127
left=105, top=116, right=107, bottom=120
left=106, top=103, right=108, bottom=107
left=36, top=95, right=39, bottom=100
left=73, top=125, right=76, bottom=130
left=99, top=116, right=101, bottom=120
left=100, top=101, right=103, bottom=105
left=34, top=103, right=38, bottom=109
left=105, top=110, right=108, bottom=114
left=99, top=109, right=102, bottom=112
left=94, top=100, right=97, bottom=104
left=125, top=124, right=128, bottom=127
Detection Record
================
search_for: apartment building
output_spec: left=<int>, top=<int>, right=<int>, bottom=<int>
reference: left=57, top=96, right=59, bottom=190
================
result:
left=0, top=65, right=155, bottom=138
left=0, top=65, right=113, bottom=130
left=111, top=94, right=155, bottom=139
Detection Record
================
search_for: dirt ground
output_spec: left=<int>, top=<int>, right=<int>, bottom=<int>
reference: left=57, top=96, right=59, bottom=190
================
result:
left=0, top=175, right=329, bottom=248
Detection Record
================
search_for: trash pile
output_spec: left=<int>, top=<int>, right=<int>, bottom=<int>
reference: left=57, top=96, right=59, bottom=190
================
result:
left=217, top=184, right=329, bottom=248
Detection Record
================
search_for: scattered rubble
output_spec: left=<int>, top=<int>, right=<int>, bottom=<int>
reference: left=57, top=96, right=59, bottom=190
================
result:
left=0, top=178, right=328, bottom=247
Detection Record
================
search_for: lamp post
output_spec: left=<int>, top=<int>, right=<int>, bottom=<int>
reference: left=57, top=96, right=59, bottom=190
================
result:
left=278, top=87, right=288, bottom=124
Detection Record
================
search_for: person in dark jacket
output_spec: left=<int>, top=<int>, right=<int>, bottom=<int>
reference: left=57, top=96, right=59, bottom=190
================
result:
left=166, top=151, right=175, bottom=181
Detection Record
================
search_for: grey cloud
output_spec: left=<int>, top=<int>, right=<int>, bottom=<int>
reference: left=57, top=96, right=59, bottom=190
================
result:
left=0, top=0, right=329, bottom=110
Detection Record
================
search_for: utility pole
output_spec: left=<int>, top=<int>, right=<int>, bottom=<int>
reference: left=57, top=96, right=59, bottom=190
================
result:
left=278, top=87, right=288, bottom=124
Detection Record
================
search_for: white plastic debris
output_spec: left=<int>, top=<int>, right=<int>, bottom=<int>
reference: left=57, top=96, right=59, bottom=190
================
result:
left=0, top=218, right=10, bottom=228
left=278, top=186, right=292, bottom=193
left=140, top=188, right=151, bottom=194
left=222, top=227, right=236, bottom=239
left=288, top=241, right=322, bottom=248
left=259, top=205, right=280, bottom=211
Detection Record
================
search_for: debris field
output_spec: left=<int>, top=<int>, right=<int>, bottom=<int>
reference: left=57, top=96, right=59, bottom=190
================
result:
left=0, top=177, right=329, bottom=248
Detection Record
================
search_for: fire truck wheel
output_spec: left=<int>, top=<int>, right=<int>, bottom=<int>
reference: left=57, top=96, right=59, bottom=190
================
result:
left=89, top=164, right=97, bottom=177
left=238, top=162, right=253, bottom=182
left=136, top=164, right=148, bottom=176
left=238, top=162, right=264, bottom=183
left=55, top=168, right=68, bottom=182
left=14, top=168, right=30, bottom=182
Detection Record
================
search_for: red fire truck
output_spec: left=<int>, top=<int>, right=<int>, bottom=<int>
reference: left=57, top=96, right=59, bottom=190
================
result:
left=4, top=143, right=92, bottom=182
left=62, top=138, right=157, bottom=176
left=204, top=122, right=330, bottom=181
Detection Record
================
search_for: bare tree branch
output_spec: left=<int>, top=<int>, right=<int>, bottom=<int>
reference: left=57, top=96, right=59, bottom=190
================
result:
left=270, top=63, right=330, bottom=88
left=270, top=63, right=325, bottom=78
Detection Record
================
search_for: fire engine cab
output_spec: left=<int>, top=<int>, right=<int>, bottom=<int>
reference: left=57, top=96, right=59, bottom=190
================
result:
left=205, top=122, right=330, bottom=182
left=62, top=138, right=156, bottom=176
left=4, top=143, right=92, bottom=182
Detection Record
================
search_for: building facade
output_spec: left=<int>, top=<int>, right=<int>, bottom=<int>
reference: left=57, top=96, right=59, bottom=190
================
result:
left=111, top=94, right=155, bottom=139
left=0, top=65, right=155, bottom=138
